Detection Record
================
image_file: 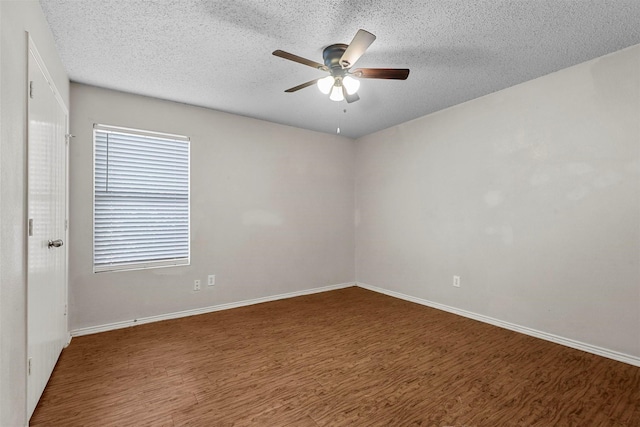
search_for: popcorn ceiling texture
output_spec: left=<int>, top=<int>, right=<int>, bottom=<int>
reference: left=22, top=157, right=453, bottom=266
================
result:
left=40, top=0, right=640, bottom=138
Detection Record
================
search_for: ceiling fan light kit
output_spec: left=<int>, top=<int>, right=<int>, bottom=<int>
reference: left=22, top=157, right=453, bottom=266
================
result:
left=273, top=29, right=410, bottom=103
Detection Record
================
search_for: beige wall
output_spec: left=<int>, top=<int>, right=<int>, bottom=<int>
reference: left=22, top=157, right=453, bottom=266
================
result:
left=0, top=1, right=69, bottom=425
left=69, top=84, right=355, bottom=331
left=355, top=45, right=640, bottom=359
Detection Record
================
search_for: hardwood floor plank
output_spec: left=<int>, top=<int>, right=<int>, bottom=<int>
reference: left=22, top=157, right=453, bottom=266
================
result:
left=30, top=287, right=640, bottom=426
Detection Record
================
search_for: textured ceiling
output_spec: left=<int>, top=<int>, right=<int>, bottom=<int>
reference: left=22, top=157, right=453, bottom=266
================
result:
left=40, top=0, right=640, bottom=139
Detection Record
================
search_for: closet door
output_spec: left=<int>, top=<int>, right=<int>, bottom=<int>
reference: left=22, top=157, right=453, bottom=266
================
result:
left=26, top=38, right=68, bottom=419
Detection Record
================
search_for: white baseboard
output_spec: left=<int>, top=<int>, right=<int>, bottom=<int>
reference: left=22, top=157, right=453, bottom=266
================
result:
left=70, top=282, right=355, bottom=337
left=357, top=282, right=640, bottom=368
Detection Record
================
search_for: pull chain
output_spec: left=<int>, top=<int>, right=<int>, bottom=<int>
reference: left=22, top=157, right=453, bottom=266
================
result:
left=337, top=108, right=346, bottom=134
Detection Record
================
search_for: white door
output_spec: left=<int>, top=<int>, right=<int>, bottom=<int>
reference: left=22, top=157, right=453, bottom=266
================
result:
left=26, top=39, right=68, bottom=419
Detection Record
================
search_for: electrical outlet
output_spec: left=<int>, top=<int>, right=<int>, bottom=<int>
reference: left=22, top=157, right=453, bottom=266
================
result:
left=194, top=279, right=201, bottom=291
left=453, top=275, right=461, bottom=288
left=208, top=275, right=215, bottom=286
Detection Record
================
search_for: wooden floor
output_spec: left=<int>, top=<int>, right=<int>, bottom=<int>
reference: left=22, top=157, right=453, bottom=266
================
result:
left=31, top=287, right=639, bottom=426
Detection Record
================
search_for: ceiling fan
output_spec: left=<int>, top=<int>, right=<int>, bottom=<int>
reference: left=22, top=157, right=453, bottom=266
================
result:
left=273, top=29, right=410, bottom=103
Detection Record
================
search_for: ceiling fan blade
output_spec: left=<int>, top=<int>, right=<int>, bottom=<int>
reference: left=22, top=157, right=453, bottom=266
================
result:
left=351, top=68, right=410, bottom=80
left=342, top=85, right=360, bottom=103
left=339, top=29, right=376, bottom=69
left=273, top=50, right=328, bottom=71
left=284, top=78, right=320, bottom=93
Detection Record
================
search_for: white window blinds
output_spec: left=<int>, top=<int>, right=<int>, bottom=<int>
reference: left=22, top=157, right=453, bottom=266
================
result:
left=93, top=124, right=190, bottom=272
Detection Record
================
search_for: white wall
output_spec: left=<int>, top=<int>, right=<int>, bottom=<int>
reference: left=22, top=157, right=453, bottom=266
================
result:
left=69, top=84, right=355, bottom=331
left=0, top=1, right=69, bottom=425
left=355, top=45, right=640, bottom=360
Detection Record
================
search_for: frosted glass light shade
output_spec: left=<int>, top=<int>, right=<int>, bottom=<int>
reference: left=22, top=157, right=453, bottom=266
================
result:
left=329, top=85, right=344, bottom=101
left=317, top=76, right=334, bottom=94
left=342, top=76, right=360, bottom=95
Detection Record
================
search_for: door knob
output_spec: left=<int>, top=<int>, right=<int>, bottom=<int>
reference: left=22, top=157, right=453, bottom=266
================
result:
left=48, top=239, right=64, bottom=248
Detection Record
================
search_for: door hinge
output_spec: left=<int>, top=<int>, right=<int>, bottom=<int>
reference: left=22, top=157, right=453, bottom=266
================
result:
left=28, top=357, right=32, bottom=375
left=29, top=81, right=34, bottom=99
left=64, top=304, right=68, bottom=316
left=65, top=219, right=68, bottom=231
left=28, top=218, right=34, bottom=237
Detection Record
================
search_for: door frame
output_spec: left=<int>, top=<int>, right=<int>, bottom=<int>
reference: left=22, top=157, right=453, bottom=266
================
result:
left=25, top=32, right=70, bottom=419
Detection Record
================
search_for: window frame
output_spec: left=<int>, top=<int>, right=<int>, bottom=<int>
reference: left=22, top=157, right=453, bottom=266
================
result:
left=92, top=123, right=191, bottom=273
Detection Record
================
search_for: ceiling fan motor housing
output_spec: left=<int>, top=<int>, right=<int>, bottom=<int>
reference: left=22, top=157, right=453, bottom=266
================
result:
left=323, top=44, right=350, bottom=74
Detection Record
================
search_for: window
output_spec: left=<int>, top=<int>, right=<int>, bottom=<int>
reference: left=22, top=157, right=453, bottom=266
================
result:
left=93, top=124, right=190, bottom=272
